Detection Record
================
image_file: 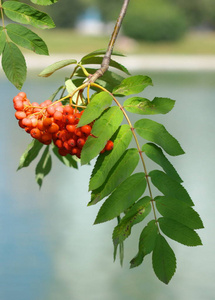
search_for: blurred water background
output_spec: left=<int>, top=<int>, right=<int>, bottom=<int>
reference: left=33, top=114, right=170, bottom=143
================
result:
left=0, top=68, right=215, bottom=300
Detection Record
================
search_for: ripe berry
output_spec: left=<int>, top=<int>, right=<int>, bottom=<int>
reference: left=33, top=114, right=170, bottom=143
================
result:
left=30, top=128, right=41, bottom=140
left=105, top=140, right=114, bottom=151
left=14, top=100, right=24, bottom=111
left=66, top=124, right=76, bottom=133
left=63, top=105, right=74, bottom=115
left=47, top=105, right=56, bottom=116
left=22, top=118, right=32, bottom=127
left=48, top=123, right=59, bottom=133
left=77, top=138, right=85, bottom=148
left=15, top=111, right=26, bottom=120
left=81, top=125, right=92, bottom=135
left=68, top=138, right=76, bottom=147
left=54, top=111, right=63, bottom=121
left=17, top=92, right=27, bottom=99
left=43, top=117, right=53, bottom=128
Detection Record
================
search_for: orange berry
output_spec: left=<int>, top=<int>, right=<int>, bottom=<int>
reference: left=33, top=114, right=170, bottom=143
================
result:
left=47, top=105, right=56, bottom=116
left=48, top=123, right=59, bottom=134
left=63, top=105, right=74, bottom=115
left=15, top=111, right=26, bottom=120
left=54, top=111, right=63, bottom=121
left=68, top=138, right=76, bottom=147
left=37, top=120, right=45, bottom=131
left=74, top=128, right=83, bottom=137
left=30, top=128, right=41, bottom=140
left=14, top=100, right=24, bottom=111
left=66, top=124, right=76, bottom=133
left=55, top=139, right=63, bottom=148
left=43, top=117, right=53, bottom=128
left=18, top=119, right=25, bottom=128
left=13, top=95, right=23, bottom=103
left=22, top=118, right=32, bottom=127
left=105, top=140, right=114, bottom=151
left=17, top=92, right=27, bottom=99
left=41, top=132, right=52, bottom=143
left=81, top=125, right=92, bottom=135
left=77, top=138, right=85, bottom=148
left=58, top=148, right=69, bottom=156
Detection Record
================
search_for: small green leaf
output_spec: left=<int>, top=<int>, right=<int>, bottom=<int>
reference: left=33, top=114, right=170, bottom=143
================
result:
left=35, top=146, right=52, bottom=188
left=94, top=172, right=146, bottom=224
left=134, top=118, right=185, bottom=156
left=81, top=107, right=124, bottom=165
left=159, top=217, right=203, bottom=247
left=52, top=145, right=78, bottom=169
left=81, top=49, right=125, bottom=60
left=142, top=143, right=182, bottom=183
left=89, top=148, right=139, bottom=205
left=6, top=24, right=49, bottom=55
left=3, top=1, right=55, bottom=29
left=124, top=97, right=175, bottom=115
left=30, top=0, right=58, bottom=5
left=130, top=220, right=158, bottom=268
left=39, top=59, right=77, bottom=77
left=155, top=196, right=204, bottom=229
left=149, top=170, right=194, bottom=206
left=0, top=27, right=6, bottom=55
left=78, top=91, right=113, bottom=127
left=2, top=42, right=27, bottom=89
left=17, top=139, right=44, bottom=170
left=152, top=234, right=176, bottom=284
left=113, top=196, right=151, bottom=247
left=81, top=56, right=130, bottom=75
left=113, top=75, right=153, bottom=96
left=89, top=125, right=133, bottom=190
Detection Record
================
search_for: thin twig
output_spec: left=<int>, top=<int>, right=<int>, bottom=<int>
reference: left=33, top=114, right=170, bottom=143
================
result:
left=88, top=0, right=130, bottom=84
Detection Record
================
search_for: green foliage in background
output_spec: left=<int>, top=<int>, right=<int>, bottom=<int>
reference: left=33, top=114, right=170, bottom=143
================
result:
left=123, top=0, right=188, bottom=41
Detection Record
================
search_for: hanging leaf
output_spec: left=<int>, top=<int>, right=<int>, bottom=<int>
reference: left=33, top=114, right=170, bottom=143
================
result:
left=113, top=75, right=153, bottom=96
left=94, top=172, right=147, bottom=224
left=149, top=170, right=194, bottom=206
left=30, top=0, right=58, bottom=5
left=81, top=49, right=125, bottom=60
left=2, top=42, right=26, bottom=89
left=17, top=139, right=44, bottom=170
left=123, top=97, right=175, bottom=115
left=0, top=27, right=6, bottom=55
left=89, top=125, right=133, bottom=190
left=35, top=146, right=52, bottom=188
left=152, top=234, right=176, bottom=284
left=89, top=148, right=139, bottom=205
left=142, top=143, right=182, bottom=183
left=159, top=217, right=202, bottom=247
left=112, top=196, right=151, bottom=247
left=130, top=220, right=158, bottom=268
left=3, top=1, right=55, bottom=29
left=134, top=118, right=185, bottom=156
left=81, top=56, right=130, bottom=75
left=78, top=91, right=113, bottom=127
left=81, top=106, right=124, bottom=165
left=39, top=59, right=77, bottom=77
left=155, top=196, right=204, bottom=229
left=52, top=145, right=78, bottom=169
left=6, top=24, right=49, bottom=55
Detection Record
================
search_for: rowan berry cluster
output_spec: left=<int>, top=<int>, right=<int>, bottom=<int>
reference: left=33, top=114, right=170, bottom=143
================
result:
left=13, top=92, right=114, bottom=158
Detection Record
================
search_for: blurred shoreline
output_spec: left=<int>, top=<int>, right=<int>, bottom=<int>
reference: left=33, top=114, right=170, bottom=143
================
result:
left=24, top=53, right=215, bottom=72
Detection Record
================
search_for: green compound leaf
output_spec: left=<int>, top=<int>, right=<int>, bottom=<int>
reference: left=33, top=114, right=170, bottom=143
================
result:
left=39, top=59, right=77, bottom=77
left=134, top=118, right=185, bottom=156
left=81, top=49, right=125, bottom=60
left=2, top=42, right=27, bottom=89
left=130, top=220, right=158, bottom=268
left=78, top=91, right=113, bottom=127
left=81, top=56, right=130, bottom=75
left=52, top=145, right=78, bottom=169
left=0, top=27, right=6, bottom=55
left=94, top=172, right=147, bottom=224
left=142, top=143, right=182, bottom=183
left=17, top=139, right=44, bottom=170
left=158, top=217, right=203, bottom=247
left=152, top=234, right=176, bottom=284
left=89, top=124, right=132, bottom=190
left=6, top=24, right=49, bottom=55
left=113, top=196, right=151, bottom=247
left=124, top=97, right=175, bottom=115
left=3, top=1, right=55, bottom=29
left=81, top=106, right=124, bottom=165
left=155, top=196, right=204, bottom=229
left=149, top=170, right=194, bottom=206
left=35, top=146, right=52, bottom=188
left=89, top=148, right=140, bottom=205
left=113, top=75, right=153, bottom=96
left=30, top=0, right=58, bottom=5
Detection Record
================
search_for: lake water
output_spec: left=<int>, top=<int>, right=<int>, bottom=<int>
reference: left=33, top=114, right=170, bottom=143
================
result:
left=0, top=70, right=215, bottom=300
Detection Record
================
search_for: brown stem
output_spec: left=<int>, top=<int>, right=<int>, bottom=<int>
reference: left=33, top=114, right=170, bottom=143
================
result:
left=88, top=0, right=130, bottom=84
